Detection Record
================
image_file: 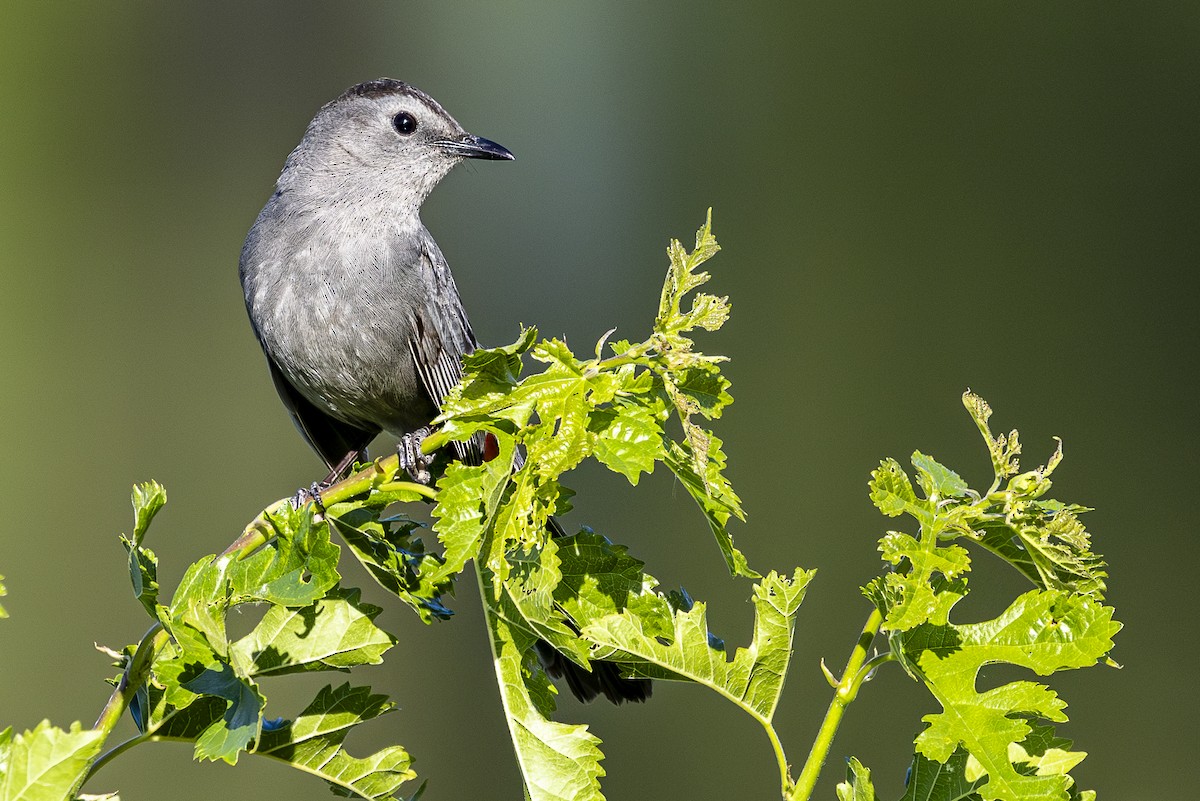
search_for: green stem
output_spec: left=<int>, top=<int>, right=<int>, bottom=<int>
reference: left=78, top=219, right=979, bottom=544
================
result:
left=762, top=716, right=791, bottom=798
left=223, top=455, right=424, bottom=556
left=81, top=623, right=171, bottom=788
left=788, top=608, right=884, bottom=801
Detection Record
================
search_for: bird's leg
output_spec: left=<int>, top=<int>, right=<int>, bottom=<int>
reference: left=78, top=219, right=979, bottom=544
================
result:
left=291, top=448, right=365, bottom=511
left=291, top=482, right=328, bottom=515
left=397, top=426, right=434, bottom=484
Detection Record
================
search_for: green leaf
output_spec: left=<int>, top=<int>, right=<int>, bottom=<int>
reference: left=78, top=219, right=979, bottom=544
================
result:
left=655, top=209, right=724, bottom=341
left=869, top=459, right=932, bottom=521
left=583, top=568, right=813, bottom=723
left=181, top=663, right=263, bottom=764
left=662, top=437, right=758, bottom=579
left=877, top=532, right=970, bottom=631
left=480, top=572, right=605, bottom=801
left=975, top=507, right=1107, bottom=603
left=899, top=723, right=1095, bottom=801
left=836, top=757, right=876, bottom=801
left=910, top=452, right=970, bottom=501
left=328, top=507, right=454, bottom=623
left=553, top=531, right=656, bottom=626
left=898, top=747, right=986, bottom=801
left=130, top=481, right=166, bottom=545
left=428, top=463, right=488, bottom=585
left=0, top=575, right=8, bottom=619
left=671, top=365, right=733, bottom=420
left=230, top=587, right=396, bottom=676
left=901, top=590, right=1120, bottom=801
left=588, top=406, right=663, bottom=486
left=123, top=482, right=166, bottom=618
left=257, top=684, right=415, bottom=800
left=120, top=537, right=159, bottom=620
left=227, top=505, right=341, bottom=607
left=963, top=391, right=1022, bottom=485
left=0, top=721, right=104, bottom=801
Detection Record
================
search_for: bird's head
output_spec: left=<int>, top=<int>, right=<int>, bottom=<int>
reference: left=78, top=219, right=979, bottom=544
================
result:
left=280, top=78, right=513, bottom=211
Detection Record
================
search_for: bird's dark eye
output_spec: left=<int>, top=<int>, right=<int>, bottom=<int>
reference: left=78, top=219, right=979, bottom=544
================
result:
left=392, top=112, right=417, bottom=135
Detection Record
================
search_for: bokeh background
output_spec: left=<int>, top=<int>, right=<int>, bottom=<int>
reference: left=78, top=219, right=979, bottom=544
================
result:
left=2, top=3, right=1196, bottom=799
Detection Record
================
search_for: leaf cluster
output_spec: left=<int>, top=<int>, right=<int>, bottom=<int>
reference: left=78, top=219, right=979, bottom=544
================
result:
left=0, top=214, right=1121, bottom=801
left=844, top=392, right=1119, bottom=801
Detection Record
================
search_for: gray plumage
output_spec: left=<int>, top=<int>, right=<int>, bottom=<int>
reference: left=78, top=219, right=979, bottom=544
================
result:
left=239, top=79, right=650, bottom=705
left=241, top=80, right=489, bottom=467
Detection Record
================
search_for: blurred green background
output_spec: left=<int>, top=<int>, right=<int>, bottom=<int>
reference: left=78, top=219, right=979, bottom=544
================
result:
left=2, top=3, right=1196, bottom=799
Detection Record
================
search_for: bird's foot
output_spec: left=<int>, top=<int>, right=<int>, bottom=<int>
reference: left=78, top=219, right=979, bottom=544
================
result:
left=291, top=481, right=328, bottom=515
left=398, top=426, right=434, bottom=484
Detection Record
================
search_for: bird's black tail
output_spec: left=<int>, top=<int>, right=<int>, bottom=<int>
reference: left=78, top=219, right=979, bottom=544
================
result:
left=535, top=641, right=652, bottom=705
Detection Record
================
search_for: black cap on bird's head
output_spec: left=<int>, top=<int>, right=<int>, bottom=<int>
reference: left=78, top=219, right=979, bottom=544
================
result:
left=333, top=77, right=513, bottom=161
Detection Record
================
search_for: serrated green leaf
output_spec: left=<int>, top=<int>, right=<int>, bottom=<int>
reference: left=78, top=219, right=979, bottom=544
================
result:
left=671, top=365, right=733, bottom=420
left=975, top=509, right=1107, bottom=603
left=911, top=452, right=970, bottom=500
left=428, top=463, right=488, bottom=586
left=963, top=391, right=1022, bottom=484
left=0, top=721, right=103, bottom=801
left=504, top=538, right=592, bottom=669
left=900, top=590, right=1120, bottom=801
left=165, top=555, right=231, bottom=660
left=227, top=506, right=341, bottom=607
left=122, top=483, right=166, bottom=618
left=230, top=587, right=396, bottom=676
left=328, top=507, right=454, bottom=623
left=583, top=568, right=813, bottom=723
left=530, top=338, right=580, bottom=369
left=662, top=437, right=758, bottom=579
left=588, top=407, right=663, bottom=486
left=878, top=532, right=971, bottom=631
left=481, top=572, right=605, bottom=801
left=870, top=459, right=932, bottom=520
left=836, top=757, right=876, bottom=801
left=257, top=684, right=414, bottom=800
left=553, top=531, right=657, bottom=625
left=181, top=663, right=263, bottom=764
left=120, top=536, right=158, bottom=619
left=526, top=388, right=592, bottom=478
left=130, top=481, right=166, bottom=545
left=899, top=747, right=987, bottom=801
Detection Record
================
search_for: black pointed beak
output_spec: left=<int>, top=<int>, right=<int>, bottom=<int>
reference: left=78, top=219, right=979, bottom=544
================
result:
left=435, top=134, right=514, bottom=161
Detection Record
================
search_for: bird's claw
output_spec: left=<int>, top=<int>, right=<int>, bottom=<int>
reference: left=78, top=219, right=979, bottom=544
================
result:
left=291, top=481, right=328, bottom=515
left=398, top=427, right=433, bottom=484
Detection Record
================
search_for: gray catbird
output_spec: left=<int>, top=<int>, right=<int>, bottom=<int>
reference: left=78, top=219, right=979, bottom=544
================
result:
left=240, top=78, right=650, bottom=705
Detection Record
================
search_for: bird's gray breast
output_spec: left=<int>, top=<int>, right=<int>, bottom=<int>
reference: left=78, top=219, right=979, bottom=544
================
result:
left=241, top=205, right=444, bottom=435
